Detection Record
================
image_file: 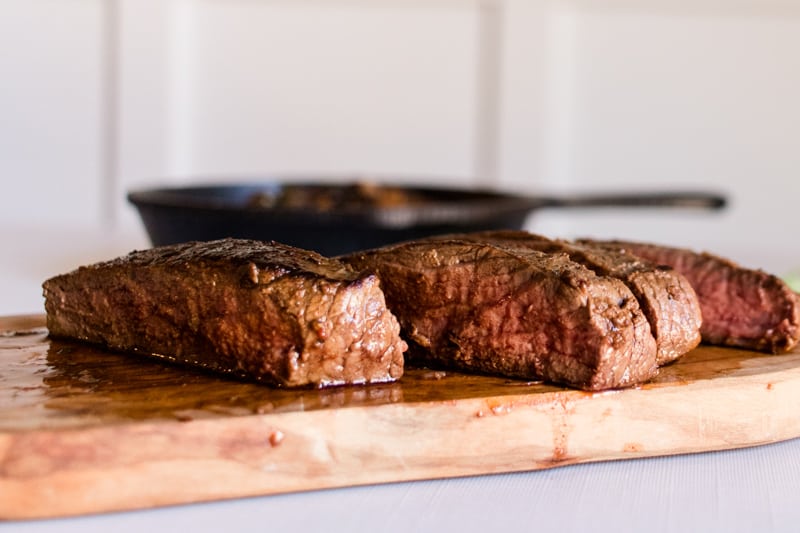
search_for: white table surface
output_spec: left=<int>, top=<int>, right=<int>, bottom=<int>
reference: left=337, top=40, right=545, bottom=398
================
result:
left=3, top=225, right=800, bottom=533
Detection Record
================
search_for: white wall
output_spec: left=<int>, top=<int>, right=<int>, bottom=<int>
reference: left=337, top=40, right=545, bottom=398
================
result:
left=515, top=2, right=800, bottom=270
left=0, top=0, right=105, bottom=226
left=2, top=0, right=800, bottom=314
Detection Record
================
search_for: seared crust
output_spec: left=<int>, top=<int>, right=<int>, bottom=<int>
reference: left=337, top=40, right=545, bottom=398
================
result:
left=43, top=238, right=406, bottom=387
left=452, top=231, right=702, bottom=365
left=343, top=239, right=659, bottom=391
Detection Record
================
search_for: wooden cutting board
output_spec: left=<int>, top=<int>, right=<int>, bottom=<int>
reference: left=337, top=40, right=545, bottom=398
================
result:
left=2, top=314, right=800, bottom=520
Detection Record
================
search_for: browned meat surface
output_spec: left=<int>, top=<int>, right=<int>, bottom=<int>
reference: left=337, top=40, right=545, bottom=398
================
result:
left=581, top=240, right=800, bottom=354
left=442, top=231, right=702, bottom=365
left=43, top=238, right=406, bottom=388
left=342, top=240, right=659, bottom=391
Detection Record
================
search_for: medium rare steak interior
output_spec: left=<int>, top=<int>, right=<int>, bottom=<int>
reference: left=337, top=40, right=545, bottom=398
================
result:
left=581, top=240, right=800, bottom=353
left=432, top=231, right=703, bottom=366
left=43, top=238, right=407, bottom=388
left=342, top=240, right=659, bottom=391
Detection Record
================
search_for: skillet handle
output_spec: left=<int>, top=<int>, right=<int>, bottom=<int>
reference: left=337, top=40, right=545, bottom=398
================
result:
left=535, top=191, right=727, bottom=210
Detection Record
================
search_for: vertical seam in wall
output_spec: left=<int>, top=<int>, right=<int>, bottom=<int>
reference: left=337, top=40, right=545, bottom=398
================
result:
left=101, top=0, right=120, bottom=228
left=474, top=0, right=503, bottom=188
left=169, top=0, right=194, bottom=177
left=541, top=5, right=576, bottom=190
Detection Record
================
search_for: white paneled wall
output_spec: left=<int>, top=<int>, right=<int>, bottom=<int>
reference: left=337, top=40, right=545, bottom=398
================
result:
left=524, top=3, right=800, bottom=261
left=113, top=0, right=495, bottom=228
left=175, top=2, right=478, bottom=174
left=2, top=0, right=800, bottom=315
left=495, top=0, right=800, bottom=270
left=0, top=0, right=106, bottom=226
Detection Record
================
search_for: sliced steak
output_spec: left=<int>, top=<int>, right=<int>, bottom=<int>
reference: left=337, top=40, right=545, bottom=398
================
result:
left=43, top=238, right=406, bottom=387
left=342, top=240, right=658, bottom=390
left=438, top=230, right=702, bottom=365
left=580, top=240, right=800, bottom=353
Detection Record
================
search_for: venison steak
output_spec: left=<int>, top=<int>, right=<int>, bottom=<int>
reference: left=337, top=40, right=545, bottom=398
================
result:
left=440, top=230, right=702, bottom=365
left=580, top=240, right=800, bottom=353
left=342, top=240, right=659, bottom=391
left=43, top=238, right=407, bottom=387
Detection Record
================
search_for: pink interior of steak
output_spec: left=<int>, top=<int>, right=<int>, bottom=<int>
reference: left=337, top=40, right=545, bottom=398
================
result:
left=588, top=241, right=800, bottom=353
left=683, top=259, right=799, bottom=352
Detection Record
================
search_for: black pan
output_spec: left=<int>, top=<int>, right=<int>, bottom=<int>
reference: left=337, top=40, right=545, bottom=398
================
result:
left=127, top=182, right=726, bottom=256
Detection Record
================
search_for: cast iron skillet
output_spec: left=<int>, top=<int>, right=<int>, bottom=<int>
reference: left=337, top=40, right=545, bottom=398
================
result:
left=127, top=182, right=726, bottom=256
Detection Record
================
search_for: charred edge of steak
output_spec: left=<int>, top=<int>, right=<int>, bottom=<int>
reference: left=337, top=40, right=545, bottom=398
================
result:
left=43, top=238, right=407, bottom=388
left=342, top=239, right=659, bottom=391
left=430, top=230, right=702, bottom=366
left=580, top=239, right=800, bottom=354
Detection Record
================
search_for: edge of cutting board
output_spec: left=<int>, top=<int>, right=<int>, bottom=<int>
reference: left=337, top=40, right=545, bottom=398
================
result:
left=2, top=314, right=800, bottom=520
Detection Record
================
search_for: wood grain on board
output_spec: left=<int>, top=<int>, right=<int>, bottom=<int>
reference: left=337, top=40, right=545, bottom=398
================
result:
left=2, top=315, right=799, bottom=520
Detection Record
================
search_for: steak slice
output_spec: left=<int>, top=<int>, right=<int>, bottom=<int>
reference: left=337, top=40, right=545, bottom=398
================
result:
left=438, top=230, right=702, bottom=365
left=43, top=238, right=406, bottom=388
left=342, top=240, right=658, bottom=390
left=580, top=240, right=800, bottom=353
